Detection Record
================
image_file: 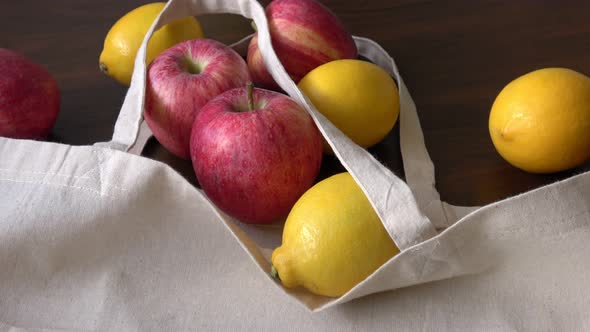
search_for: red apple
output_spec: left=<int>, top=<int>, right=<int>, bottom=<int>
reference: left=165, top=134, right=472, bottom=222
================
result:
left=190, top=84, right=323, bottom=224
left=247, top=0, right=358, bottom=90
left=0, top=48, right=60, bottom=139
left=145, top=39, right=251, bottom=159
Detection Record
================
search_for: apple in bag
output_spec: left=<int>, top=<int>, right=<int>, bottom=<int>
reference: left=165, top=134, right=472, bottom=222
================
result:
left=145, top=39, right=251, bottom=159
left=190, top=85, right=323, bottom=224
left=247, top=0, right=358, bottom=90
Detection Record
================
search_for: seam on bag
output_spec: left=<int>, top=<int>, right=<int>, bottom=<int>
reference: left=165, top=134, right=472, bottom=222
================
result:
left=75, top=149, right=107, bottom=180
left=0, top=148, right=125, bottom=197
left=90, top=149, right=128, bottom=195
left=0, top=146, right=115, bottom=185
left=0, top=168, right=91, bottom=179
left=416, top=240, right=440, bottom=281
left=95, top=150, right=128, bottom=193
left=0, top=168, right=126, bottom=193
left=95, top=149, right=105, bottom=197
left=414, top=210, right=590, bottom=281
left=487, top=209, right=590, bottom=240
left=98, top=181, right=127, bottom=192
left=439, top=201, right=451, bottom=229
left=0, top=319, right=92, bottom=332
left=0, top=177, right=111, bottom=197
left=77, top=148, right=125, bottom=194
left=416, top=252, right=431, bottom=281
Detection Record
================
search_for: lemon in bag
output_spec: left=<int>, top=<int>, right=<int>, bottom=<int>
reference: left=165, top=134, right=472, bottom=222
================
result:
left=271, top=172, right=399, bottom=297
left=298, top=59, right=400, bottom=151
left=99, top=2, right=204, bottom=86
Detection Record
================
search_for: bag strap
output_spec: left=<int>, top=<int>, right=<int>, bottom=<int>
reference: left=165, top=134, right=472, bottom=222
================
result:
left=353, top=37, right=479, bottom=228
left=100, top=0, right=441, bottom=250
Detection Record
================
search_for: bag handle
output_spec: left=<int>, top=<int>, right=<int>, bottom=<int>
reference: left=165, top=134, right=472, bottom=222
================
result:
left=102, top=0, right=440, bottom=250
left=352, top=38, right=479, bottom=228
left=231, top=35, right=479, bottom=228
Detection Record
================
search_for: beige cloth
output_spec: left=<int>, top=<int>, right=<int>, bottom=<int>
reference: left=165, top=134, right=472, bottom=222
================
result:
left=1, top=0, right=590, bottom=330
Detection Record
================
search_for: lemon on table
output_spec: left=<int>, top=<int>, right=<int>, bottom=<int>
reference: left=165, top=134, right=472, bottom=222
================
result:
left=298, top=59, right=400, bottom=152
left=489, top=68, right=590, bottom=173
left=99, top=2, right=204, bottom=86
left=271, top=172, right=399, bottom=297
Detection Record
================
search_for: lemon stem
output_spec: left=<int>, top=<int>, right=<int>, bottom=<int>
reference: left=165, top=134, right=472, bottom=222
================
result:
left=270, top=265, right=280, bottom=281
left=99, top=62, right=108, bottom=74
left=247, top=82, right=255, bottom=111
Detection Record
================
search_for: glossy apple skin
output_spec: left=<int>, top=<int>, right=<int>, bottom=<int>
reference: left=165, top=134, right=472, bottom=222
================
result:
left=145, top=39, right=251, bottom=159
left=0, top=48, right=60, bottom=139
left=190, top=87, right=323, bottom=224
left=247, top=0, right=358, bottom=90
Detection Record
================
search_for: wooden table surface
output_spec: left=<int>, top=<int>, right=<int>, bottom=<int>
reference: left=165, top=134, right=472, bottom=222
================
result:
left=2, top=0, right=590, bottom=207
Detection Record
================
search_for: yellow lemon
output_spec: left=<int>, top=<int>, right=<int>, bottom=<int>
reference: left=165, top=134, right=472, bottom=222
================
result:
left=298, top=59, right=400, bottom=152
left=489, top=68, right=590, bottom=173
left=99, top=2, right=204, bottom=86
left=271, top=172, right=399, bottom=297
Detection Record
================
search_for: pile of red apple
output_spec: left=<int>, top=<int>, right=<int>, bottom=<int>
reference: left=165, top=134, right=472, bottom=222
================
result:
left=146, top=0, right=359, bottom=223
left=0, top=0, right=360, bottom=225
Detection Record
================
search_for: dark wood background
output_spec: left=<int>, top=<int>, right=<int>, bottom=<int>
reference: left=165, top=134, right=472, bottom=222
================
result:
left=2, top=0, right=589, bottom=207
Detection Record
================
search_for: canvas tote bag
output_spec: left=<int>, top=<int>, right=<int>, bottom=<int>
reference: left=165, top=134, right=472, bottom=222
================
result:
left=1, top=0, right=590, bottom=330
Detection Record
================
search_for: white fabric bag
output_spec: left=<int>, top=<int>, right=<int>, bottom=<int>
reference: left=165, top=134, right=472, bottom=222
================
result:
left=1, top=0, right=590, bottom=330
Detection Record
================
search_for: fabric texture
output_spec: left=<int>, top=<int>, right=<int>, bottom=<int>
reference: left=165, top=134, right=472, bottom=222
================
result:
left=1, top=0, right=589, bottom=330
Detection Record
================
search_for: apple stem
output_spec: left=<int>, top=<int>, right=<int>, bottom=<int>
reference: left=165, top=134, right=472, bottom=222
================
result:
left=247, top=82, right=255, bottom=111
left=270, top=265, right=280, bottom=281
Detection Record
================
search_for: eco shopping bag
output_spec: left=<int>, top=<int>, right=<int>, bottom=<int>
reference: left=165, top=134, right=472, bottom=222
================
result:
left=1, top=0, right=590, bottom=329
